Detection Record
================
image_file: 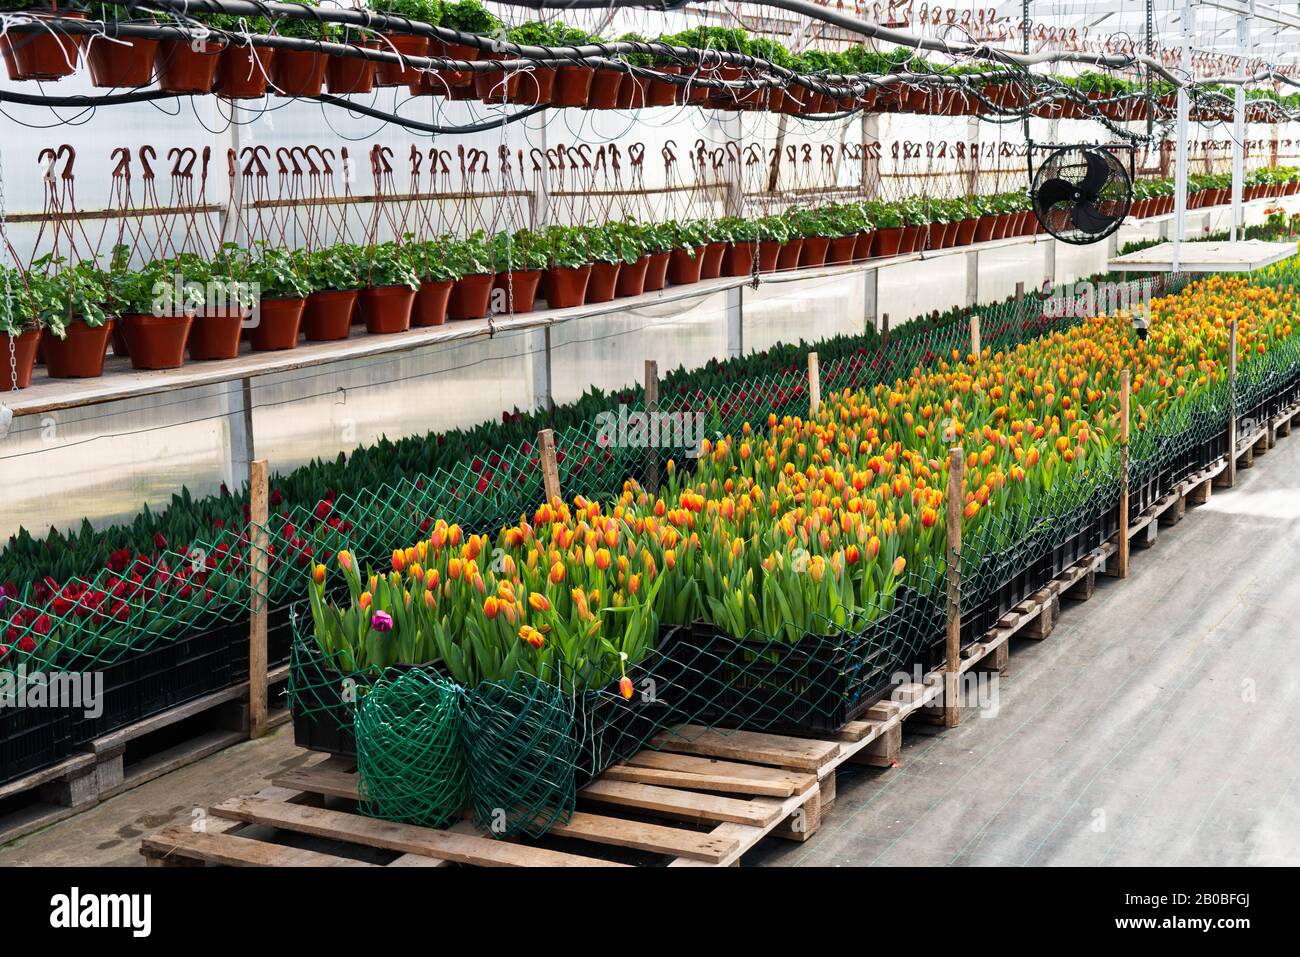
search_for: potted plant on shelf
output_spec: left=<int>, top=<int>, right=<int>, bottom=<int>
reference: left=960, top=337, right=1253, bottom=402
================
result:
left=850, top=202, right=876, bottom=261
left=38, top=256, right=114, bottom=379
left=369, top=0, right=436, bottom=87
left=84, top=2, right=158, bottom=88
left=213, top=12, right=276, bottom=98
left=970, top=193, right=998, bottom=243
left=869, top=200, right=905, bottom=257
left=489, top=229, right=547, bottom=314
left=664, top=219, right=709, bottom=285
left=244, top=245, right=311, bottom=350
left=826, top=204, right=865, bottom=264
left=610, top=220, right=649, bottom=296
left=541, top=225, right=592, bottom=308
left=405, top=237, right=455, bottom=326
left=790, top=207, right=833, bottom=267
left=582, top=223, right=631, bottom=303
left=444, top=231, right=493, bottom=319
left=0, top=0, right=85, bottom=82
left=359, top=241, right=419, bottom=333
left=186, top=244, right=254, bottom=359
left=112, top=254, right=198, bottom=370
left=301, top=244, right=362, bottom=340
left=0, top=265, right=45, bottom=389
left=698, top=218, right=730, bottom=278
left=270, top=0, right=330, bottom=97
left=639, top=221, right=675, bottom=291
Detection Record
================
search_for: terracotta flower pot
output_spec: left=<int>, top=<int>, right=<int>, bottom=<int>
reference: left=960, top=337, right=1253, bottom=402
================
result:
left=667, top=247, right=705, bottom=285
left=119, top=313, right=193, bottom=369
left=587, top=261, right=621, bottom=303
left=493, top=270, right=541, bottom=314
left=777, top=238, right=805, bottom=270
left=546, top=265, right=591, bottom=307
left=874, top=227, right=904, bottom=258
left=852, top=232, right=875, bottom=261
left=303, top=289, right=357, bottom=340
left=87, top=36, right=159, bottom=88
left=215, top=43, right=274, bottom=98
left=646, top=65, right=680, bottom=107
left=328, top=42, right=380, bottom=95
left=188, top=312, right=244, bottom=359
left=584, top=68, right=623, bottom=109
left=361, top=285, right=416, bottom=333
left=827, top=235, right=857, bottom=265
left=753, top=240, right=778, bottom=273
left=446, top=274, right=493, bottom=320
left=271, top=49, right=327, bottom=97
left=700, top=242, right=727, bottom=279
left=156, top=38, right=225, bottom=94
left=506, top=66, right=555, bottom=105
left=248, top=297, right=305, bottom=351
left=375, top=33, right=428, bottom=87
left=551, top=64, right=594, bottom=107
left=431, top=39, right=478, bottom=89
left=0, top=327, right=41, bottom=390
left=725, top=242, right=756, bottom=277
left=973, top=215, right=998, bottom=243
left=615, top=256, right=650, bottom=296
left=473, top=54, right=510, bottom=103
left=408, top=279, right=451, bottom=327
left=899, top=225, right=923, bottom=253
left=3, top=11, right=83, bottom=81
left=43, top=319, right=113, bottom=379
left=615, top=72, right=645, bottom=109
left=635, top=251, right=667, bottom=292
left=800, top=236, right=831, bottom=267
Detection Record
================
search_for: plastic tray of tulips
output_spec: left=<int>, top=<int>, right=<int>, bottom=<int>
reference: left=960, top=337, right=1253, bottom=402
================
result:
left=292, top=272, right=1300, bottom=825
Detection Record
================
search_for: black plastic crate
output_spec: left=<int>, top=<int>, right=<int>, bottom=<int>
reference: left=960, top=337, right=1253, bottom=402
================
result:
left=133, top=629, right=236, bottom=725
left=0, top=704, right=73, bottom=785
left=66, top=650, right=139, bottom=746
left=700, top=587, right=940, bottom=735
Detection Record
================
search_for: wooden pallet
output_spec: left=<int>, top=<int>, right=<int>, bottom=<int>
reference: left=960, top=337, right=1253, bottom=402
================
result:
left=1, top=666, right=290, bottom=847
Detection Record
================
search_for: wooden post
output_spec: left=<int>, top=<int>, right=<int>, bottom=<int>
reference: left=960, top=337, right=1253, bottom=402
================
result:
left=248, top=459, right=269, bottom=740
left=1118, top=370, right=1130, bottom=579
left=1015, top=280, right=1025, bottom=303
left=944, top=446, right=964, bottom=728
left=807, top=352, right=821, bottom=417
left=538, top=428, right=562, bottom=504
left=644, top=359, right=660, bottom=494
left=881, top=312, right=890, bottom=348
left=1227, top=318, right=1238, bottom=488
left=970, top=314, right=981, bottom=361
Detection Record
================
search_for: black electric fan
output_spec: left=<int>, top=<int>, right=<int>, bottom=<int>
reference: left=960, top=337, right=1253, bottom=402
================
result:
left=1030, top=146, right=1133, bottom=245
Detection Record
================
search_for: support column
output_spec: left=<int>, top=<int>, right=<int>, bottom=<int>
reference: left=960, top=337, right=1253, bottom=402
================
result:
left=1230, top=14, right=1248, bottom=241
left=224, top=378, right=255, bottom=492
left=531, top=326, right=552, bottom=412
left=1043, top=237, right=1057, bottom=289
left=862, top=113, right=880, bottom=199
left=725, top=285, right=743, bottom=358
left=965, top=250, right=979, bottom=306
left=863, top=266, right=878, bottom=332
left=1172, top=0, right=1195, bottom=270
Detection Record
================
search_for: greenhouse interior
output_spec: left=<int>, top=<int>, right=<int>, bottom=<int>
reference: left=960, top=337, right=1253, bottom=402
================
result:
left=0, top=0, right=1294, bottom=903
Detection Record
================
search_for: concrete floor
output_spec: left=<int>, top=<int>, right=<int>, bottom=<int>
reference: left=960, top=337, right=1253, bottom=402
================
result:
left=3, top=431, right=1298, bottom=867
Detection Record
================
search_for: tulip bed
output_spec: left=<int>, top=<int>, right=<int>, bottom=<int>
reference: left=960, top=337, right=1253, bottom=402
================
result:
left=282, top=267, right=1300, bottom=835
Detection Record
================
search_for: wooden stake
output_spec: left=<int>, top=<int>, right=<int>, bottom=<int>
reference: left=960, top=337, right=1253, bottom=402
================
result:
left=644, top=359, right=659, bottom=494
left=1015, top=280, right=1025, bottom=303
left=945, top=446, right=964, bottom=728
left=807, top=352, right=821, bottom=417
left=970, top=314, right=981, bottom=360
left=1227, top=318, right=1238, bottom=488
left=538, top=428, right=562, bottom=504
left=881, top=312, right=890, bottom=348
left=249, top=459, right=269, bottom=740
left=1118, top=369, right=1130, bottom=579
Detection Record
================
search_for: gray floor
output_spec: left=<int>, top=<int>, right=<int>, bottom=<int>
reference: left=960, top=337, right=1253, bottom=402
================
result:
left=4, top=432, right=1298, bottom=867
left=752, top=431, right=1300, bottom=867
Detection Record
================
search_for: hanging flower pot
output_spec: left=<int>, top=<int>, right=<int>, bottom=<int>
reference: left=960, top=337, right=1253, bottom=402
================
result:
left=188, top=311, right=244, bottom=359
left=587, top=261, right=621, bottom=303
left=249, top=297, right=305, bottom=351
left=473, top=54, right=509, bottom=102
left=827, top=235, right=857, bottom=265
left=430, top=38, right=478, bottom=89
left=874, top=227, right=904, bottom=258
left=584, top=68, right=623, bottom=109
left=0, top=327, right=41, bottom=390
left=446, top=274, right=493, bottom=320
left=493, top=270, right=541, bottom=314
left=646, top=64, right=679, bottom=106
left=408, top=279, right=451, bottom=327
left=361, top=285, right=416, bottom=332
left=87, top=35, right=159, bottom=88
left=215, top=42, right=274, bottom=98
left=155, top=37, right=225, bottom=94
left=551, top=64, right=594, bottom=107
left=546, top=265, right=592, bottom=308
left=800, top=236, right=831, bottom=267
left=700, top=242, right=727, bottom=279
left=119, top=313, right=193, bottom=370
left=973, top=214, right=998, bottom=243
left=43, top=319, right=114, bottom=379
left=615, top=256, right=650, bottom=296
left=667, top=247, right=705, bottom=285
left=777, top=238, right=804, bottom=270
left=506, top=66, right=555, bottom=105
left=725, top=241, right=756, bottom=277
left=375, top=33, right=428, bottom=87
left=271, top=49, right=327, bottom=97
left=328, top=42, right=380, bottom=95
left=303, top=289, right=357, bottom=340
left=643, top=251, right=671, bottom=291
left=852, top=231, right=874, bottom=262
left=616, top=72, right=645, bottom=109
left=3, top=11, right=84, bottom=81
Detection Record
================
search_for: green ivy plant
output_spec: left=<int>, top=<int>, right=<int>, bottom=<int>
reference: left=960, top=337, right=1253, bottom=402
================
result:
left=363, top=242, right=420, bottom=289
